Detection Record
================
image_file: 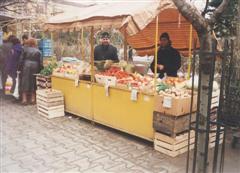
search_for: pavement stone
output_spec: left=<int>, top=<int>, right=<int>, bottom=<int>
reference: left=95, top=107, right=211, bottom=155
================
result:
left=1, top=98, right=240, bottom=173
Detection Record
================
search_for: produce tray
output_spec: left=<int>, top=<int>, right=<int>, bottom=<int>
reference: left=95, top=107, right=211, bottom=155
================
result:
left=95, top=74, right=116, bottom=86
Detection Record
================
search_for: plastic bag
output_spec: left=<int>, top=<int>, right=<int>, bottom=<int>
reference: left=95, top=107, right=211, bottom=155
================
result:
left=5, top=76, right=12, bottom=95
left=13, top=73, right=19, bottom=99
left=0, top=71, right=2, bottom=90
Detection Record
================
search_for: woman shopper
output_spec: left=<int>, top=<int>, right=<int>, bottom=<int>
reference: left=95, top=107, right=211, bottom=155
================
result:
left=18, top=38, right=43, bottom=105
left=1, top=35, right=15, bottom=96
left=5, top=37, right=22, bottom=94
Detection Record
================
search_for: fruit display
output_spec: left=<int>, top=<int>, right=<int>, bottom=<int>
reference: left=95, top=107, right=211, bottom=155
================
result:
left=53, top=61, right=91, bottom=79
left=95, top=66, right=160, bottom=93
left=156, top=82, right=169, bottom=92
left=40, top=62, right=58, bottom=76
left=158, top=87, right=192, bottom=99
left=164, top=77, right=186, bottom=89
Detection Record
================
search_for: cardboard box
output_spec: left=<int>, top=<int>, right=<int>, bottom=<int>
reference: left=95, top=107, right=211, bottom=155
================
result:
left=154, top=94, right=197, bottom=116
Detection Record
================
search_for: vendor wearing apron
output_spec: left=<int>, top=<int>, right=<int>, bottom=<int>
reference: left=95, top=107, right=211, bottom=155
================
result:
left=94, top=32, right=119, bottom=62
left=151, top=32, right=181, bottom=79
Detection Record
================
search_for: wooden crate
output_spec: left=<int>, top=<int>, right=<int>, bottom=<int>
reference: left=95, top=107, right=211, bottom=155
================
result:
left=154, top=130, right=224, bottom=157
left=153, top=111, right=196, bottom=137
left=36, top=89, right=64, bottom=119
left=154, top=131, right=195, bottom=157
left=154, top=94, right=198, bottom=116
left=209, top=131, right=224, bottom=148
left=36, top=75, right=52, bottom=89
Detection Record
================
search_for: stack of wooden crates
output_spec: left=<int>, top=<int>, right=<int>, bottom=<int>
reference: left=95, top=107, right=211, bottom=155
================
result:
left=153, top=90, right=223, bottom=157
left=36, top=74, right=52, bottom=90
left=153, top=94, right=197, bottom=157
left=36, top=89, right=65, bottom=119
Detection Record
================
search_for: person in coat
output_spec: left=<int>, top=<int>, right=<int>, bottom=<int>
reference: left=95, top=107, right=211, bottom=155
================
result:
left=151, top=32, right=181, bottom=79
left=5, top=37, right=22, bottom=93
left=0, top=35, right=15, bottom=95
left=94, top=32, right=119, bottom=62
left=18, top=38, right=43, bottom=105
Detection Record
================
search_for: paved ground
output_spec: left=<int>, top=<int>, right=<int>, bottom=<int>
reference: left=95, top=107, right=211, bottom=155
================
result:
left=0, top=97, right=240, bottom=173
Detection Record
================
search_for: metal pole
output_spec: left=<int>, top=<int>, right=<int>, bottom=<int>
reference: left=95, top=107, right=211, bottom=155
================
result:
left=154, top=16, right=159, bottom=93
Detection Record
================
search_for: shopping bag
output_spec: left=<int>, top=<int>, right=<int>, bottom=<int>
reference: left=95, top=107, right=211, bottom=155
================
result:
left=0, top=72, right=2, bottom=90
left=5, top=76, right=12, bottom=95
left=13, top=73, right=19, bottom=99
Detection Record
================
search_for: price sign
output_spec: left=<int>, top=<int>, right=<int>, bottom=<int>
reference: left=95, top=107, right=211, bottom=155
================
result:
left=131, top=89, right=138, bottom=101
left=105, top=84, right=110, bottom=97
left=75, top=79, right=79, bottom=87
left=163, top=96, right=172, bottom=108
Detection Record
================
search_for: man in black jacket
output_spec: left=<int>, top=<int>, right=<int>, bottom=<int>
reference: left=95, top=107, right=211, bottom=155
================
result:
left=94, top=32, right=119, bottom=62
left=151, top=32, right=181, bottom=79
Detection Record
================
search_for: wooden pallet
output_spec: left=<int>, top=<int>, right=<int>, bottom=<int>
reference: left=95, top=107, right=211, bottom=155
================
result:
left=154, top=130, right=224, bottom=157
left=36, top=89, right=63, bottom=98
left=154, top=131, right=195, bottom=157
left=36, top=89, right=64, bottom=119
left=36, top=99, right=64, bottom=107
left=38, top=105, right=64, bottom=119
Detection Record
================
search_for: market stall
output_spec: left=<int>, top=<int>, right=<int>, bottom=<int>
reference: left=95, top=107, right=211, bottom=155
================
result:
left=44, top=0, right=200, bottom=141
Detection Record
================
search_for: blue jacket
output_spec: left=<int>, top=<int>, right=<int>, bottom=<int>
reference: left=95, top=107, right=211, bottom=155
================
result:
left=6, top=43, right=22, bottom=78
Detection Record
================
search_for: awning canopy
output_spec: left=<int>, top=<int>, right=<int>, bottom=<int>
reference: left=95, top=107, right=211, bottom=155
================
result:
left=45, top=0, right=201, bottom=56
left=45, top=0, right=175, bottom=34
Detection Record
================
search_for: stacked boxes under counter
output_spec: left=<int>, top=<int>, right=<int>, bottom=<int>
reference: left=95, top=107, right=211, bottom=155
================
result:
left=36, top=89, right=64, bottom=119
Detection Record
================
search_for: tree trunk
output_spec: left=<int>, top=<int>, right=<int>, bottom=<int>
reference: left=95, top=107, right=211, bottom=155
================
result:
left=194, top=30, right=215, bottom=173
left=234, top=0, right=240, bottom=79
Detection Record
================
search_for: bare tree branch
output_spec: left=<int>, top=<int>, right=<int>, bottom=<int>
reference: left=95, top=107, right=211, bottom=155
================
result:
left=0, top=2, right=18, bottom=9
left=3, top=6, right=20, bottom=14
left=171, top=0, right=208, bottom=34
left=202, top=0, right=209, bottom=16
left=209, top=0, right=231, bottom=24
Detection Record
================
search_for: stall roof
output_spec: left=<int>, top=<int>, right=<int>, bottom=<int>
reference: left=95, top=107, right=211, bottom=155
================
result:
left=45, top=0, right=204, bottom=56
left=45, top=0, right=176, bottom=35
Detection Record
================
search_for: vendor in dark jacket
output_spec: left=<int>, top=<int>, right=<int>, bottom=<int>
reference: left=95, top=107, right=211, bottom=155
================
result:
left=94, top=32, right=119, bottom=62
left=151, top=32, right=181, bottom=79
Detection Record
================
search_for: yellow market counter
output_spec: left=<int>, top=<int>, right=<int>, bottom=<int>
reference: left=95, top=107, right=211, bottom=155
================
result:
left=51, top=76, right=154, bottom=141
left=92, top=83, right=154, bottom=141
left=51, top=76, right=93, bottom=120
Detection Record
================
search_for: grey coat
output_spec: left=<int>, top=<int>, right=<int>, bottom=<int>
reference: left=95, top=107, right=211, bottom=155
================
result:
left=19, top=47, right=43, bottom=92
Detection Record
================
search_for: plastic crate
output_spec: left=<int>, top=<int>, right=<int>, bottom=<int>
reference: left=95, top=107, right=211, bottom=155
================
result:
left=39, top=39, right=52, bottom=49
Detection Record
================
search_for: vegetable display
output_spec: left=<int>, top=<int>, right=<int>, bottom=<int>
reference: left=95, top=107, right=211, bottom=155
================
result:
left=40, top=61, right=57, bottom=76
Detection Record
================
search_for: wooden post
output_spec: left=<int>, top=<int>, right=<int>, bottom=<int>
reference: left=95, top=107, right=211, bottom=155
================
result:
left=28, top=19, right=31, bottom=38
left=187, top=25, right=193, bottom=79
left=90, top=26, right=94, bottom=82
left=124, top=28, right=128, bottom=61
left=154, top=16, right=159, bottom=93
left=81, top=27, right=85, bottom=60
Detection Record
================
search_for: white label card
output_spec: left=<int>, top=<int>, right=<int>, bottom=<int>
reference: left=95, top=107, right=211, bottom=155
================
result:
left=144, top=96, right=150, bottom=102
left=163, top=96, right=172, bottom=108
left=75, top=79, right=79, bottom=87
left=105, top=84, right=110, bottom=97
left=131, top=89, right=138, bottom=101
